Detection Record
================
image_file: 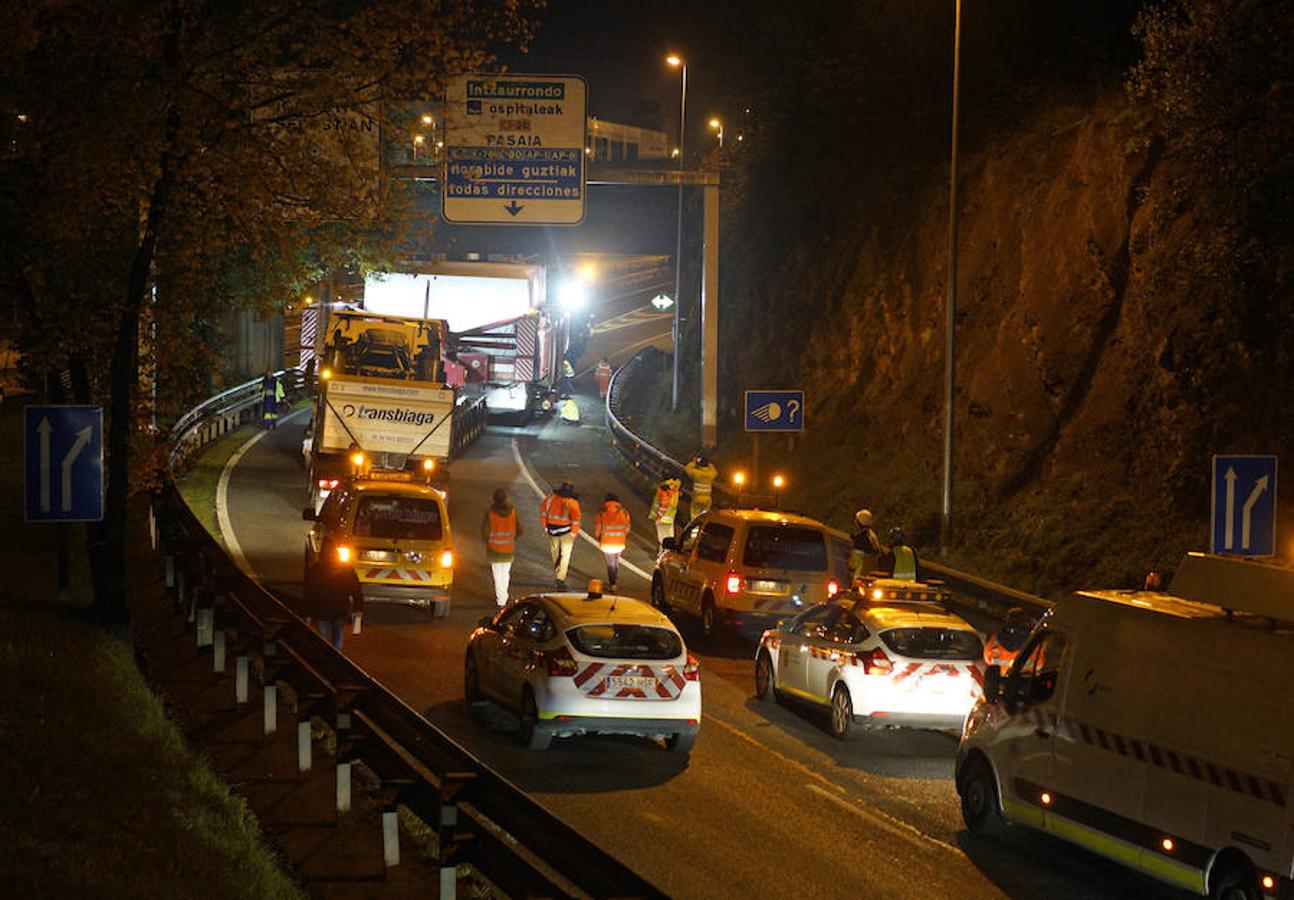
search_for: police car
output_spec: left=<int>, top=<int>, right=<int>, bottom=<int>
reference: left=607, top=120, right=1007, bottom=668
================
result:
left=302, top=470, right=454, bottom=616
left=755, top=592, right=984, bottom=737
left=465, top=588, right=702, bottom=753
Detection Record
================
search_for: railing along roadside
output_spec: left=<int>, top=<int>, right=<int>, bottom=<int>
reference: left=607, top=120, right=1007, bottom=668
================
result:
left=159, top=373, right=662, bottom=899
left=604, top=353, right=1051, bottom=618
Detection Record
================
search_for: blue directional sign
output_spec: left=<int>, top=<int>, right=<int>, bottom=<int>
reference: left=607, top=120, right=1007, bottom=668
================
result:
left=24, top=405, right=103, bottom=523
left=745, top=390, right=805, bottom=433
left=1210, top=455, right=1277, bottom=557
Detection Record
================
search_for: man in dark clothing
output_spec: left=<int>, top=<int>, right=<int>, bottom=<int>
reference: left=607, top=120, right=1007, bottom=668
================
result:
left=306, top=538, right=363, bottom=651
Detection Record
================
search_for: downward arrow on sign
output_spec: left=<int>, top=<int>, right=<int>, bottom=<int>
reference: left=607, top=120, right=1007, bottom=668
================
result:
left=504, top=201, right=524, bottom=217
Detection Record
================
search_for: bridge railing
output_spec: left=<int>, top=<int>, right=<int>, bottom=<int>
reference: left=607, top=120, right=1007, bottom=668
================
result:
left=604, top=351, right=1051, bottom=618
left=159, top=372, right=662, bottom=899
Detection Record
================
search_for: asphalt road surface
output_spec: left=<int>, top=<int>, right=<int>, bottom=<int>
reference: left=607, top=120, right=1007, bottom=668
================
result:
left=217, top=288, right=1185, bottom=900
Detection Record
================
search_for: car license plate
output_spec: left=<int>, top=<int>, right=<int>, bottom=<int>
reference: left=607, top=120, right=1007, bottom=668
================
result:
left=749, top=579, right=786, bottom=593
left=606, top=675, right=656, bottom=692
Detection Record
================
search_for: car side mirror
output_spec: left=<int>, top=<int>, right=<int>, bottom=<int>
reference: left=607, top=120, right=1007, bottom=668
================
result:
left=982, top=665, right=1002, bottom=704
left=661, top=537, right=677, bottom=551
left=301, top=507, right=316, bottom=521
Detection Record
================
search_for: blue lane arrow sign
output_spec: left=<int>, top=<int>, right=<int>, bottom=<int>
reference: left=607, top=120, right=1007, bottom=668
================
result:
left=25, top=405, right=104, bottom=523
left=1210, top=455, right=1277, bottom=556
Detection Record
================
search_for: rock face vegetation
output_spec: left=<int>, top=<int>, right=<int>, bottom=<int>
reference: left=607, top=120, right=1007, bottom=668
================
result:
left=714, top=0, right=1292, bottom=593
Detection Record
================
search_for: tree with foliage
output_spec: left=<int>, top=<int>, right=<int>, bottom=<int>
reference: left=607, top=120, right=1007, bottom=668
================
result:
left=0, top=0, right=539, bottom=626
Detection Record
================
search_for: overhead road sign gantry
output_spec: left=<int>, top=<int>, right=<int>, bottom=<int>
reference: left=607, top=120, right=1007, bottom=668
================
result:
left=745, top=390, right=805, bottom=433
left=443, top=74, right=587, bottom=225
left=25, top=405, right=104, bottom=522
left=1210, top=454, right=1277, bottom=557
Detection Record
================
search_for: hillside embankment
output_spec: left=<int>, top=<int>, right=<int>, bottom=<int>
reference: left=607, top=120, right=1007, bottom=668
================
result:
left=635, top=88, right=1291, bottom=596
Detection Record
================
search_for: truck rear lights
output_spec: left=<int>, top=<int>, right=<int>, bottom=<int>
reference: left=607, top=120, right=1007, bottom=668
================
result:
left=684, top=654, right=700, bottom=682
left=440, top=549, right=454, bottom=568
left=860, top=647, right=893, bottom=675
left=827, top=578, right=840, bottom=597
left=544, top=646, right=578, bottom=677
left=335, top=545, right=352, bottom=563
left=725, top=572, right=744, bottom=594
left=317, top=478, right=339, bottom=490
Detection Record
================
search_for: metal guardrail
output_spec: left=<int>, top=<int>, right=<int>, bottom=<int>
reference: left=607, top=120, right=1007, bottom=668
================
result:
left=604, top=352, right=1052, bottom=617
left=161, top=371, right=662, bottom=899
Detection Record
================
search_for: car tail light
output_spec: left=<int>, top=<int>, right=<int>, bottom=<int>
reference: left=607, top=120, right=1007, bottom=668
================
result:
left=544, top=646, right=578, bottom=677
left=317, top=478, right=339, bottom=490
left=440, top=549, right=454, bottom=568
left=860, top=647, right=893, bottom=675
left=683, top=654, right=700, bottom=682
left=826, top=578, right=840, bottom=597
left=335, top=545, right=352, bottom=563
left=725, top=572, right=744, bottom=594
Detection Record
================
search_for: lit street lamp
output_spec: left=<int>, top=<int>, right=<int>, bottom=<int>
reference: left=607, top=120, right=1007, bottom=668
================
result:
left=708, top=118, right=724, bottom=148
left=412, top=132, right=426, bottom=161
left=666, top=53, right=687, bottom=411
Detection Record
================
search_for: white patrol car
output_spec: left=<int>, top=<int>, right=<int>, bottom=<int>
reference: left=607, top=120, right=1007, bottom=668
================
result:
left=465, top=590, right=702, bottom=754
left=755, top=593, right=985, bottom=737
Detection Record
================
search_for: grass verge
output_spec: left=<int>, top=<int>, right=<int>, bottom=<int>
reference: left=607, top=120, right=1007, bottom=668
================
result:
left=0, top=605, right=303, bottom=899
left=173, top=422, right=260, bottom=544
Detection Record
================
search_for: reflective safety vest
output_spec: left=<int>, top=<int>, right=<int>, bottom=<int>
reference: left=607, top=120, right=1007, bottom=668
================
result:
left=891, top=545, right=918, bottom=581
left=486, top=509, right=517, bottom=558
left=983, top=635, right=1020, bottom=668
left=595, top=360, right=613, bottom=383
left=541, top=494, right=580, bottom=535
left=650, top=484, right=680, bottom=524
left=560, top=398, right=580, bottom=422
left=595, top=502, right=631, bottom=552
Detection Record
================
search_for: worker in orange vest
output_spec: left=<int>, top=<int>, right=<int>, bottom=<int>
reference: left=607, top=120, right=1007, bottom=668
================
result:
left=540, top=481, right=581, bottom=589
left=983, top=608, right=1034, bottom=668
left=481, top=488, right=523, bottom=607
left=648, top=478, right=681, bottom=548
left=595, top=357, right=614, bottom=399
left=594, top=492, right=632, bottom=591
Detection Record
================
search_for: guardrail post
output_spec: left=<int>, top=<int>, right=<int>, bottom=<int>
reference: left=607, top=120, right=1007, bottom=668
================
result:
left=263, top=683, right=277, bottom=736
left=382, top=807, right=400, bottom=868
left=336, top=761, right=351, bottom=814
left=297, top=719, right=312, bottom=772
left=439, top=865, right=456, bottom=898
left=213, top=629, right=226, bottom=674
left=235, top=655, right=249, bottom=704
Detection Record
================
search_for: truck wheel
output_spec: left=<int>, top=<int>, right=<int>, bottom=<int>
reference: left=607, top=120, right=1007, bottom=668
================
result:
left=651, top=577, right=670, bottom=612
left=518, top=688, right=551, bottom=750
left=1210, top=858, right=1260, bottom=900
left=829, top=684, right=853, bottom=739
left=666, top=731, right=696, bottom=755
left=755, top=651, right=776, bottom=701
left=700, top=594, right=717, bottom=640
left=959, top=755, right=1005, bottom=837
left=431, top=598, right=450, bottom=619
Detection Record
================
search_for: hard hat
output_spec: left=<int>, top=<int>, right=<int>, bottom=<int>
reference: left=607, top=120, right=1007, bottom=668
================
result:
left=888, top=526, right=906, bottom=544
left=855, top=508, right=873, bottom=527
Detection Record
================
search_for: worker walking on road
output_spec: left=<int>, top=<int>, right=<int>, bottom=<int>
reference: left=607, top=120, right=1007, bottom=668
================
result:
left=849, top=508, right=884, bottom=582
left=648, top=478, right=682, bottom=548
left=541, top=481, right=581, bottom=589
left=879, top=526, right=922, bottom=582
left=684, top=454, right=719, bottom=517
left=559, top=358, right=576, bottom=396
left=482, top=488, right=522, bottom=607
left=305, top=537, right=364, bottom=652
left=261, top=370, right=285, bottom=429
left=595, top=357, right=614, bottom=399
left=594, top=492, right=631, bottom=592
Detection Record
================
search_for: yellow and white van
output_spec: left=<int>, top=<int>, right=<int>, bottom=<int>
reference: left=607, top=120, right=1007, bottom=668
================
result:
left=957, top=553, right=1293, bottom=900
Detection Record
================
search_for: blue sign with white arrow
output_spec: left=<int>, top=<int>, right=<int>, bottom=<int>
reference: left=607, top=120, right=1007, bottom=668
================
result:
left=24, top=405, right=104, bottom=523
left=745, top=390, right=805, bottom=432
left=1210, top=455, right=1277, bottom=557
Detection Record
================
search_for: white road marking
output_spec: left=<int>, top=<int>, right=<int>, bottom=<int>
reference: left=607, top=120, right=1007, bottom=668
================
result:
left=703, top=713, right=965, bottom=857
left=591, top=306, right=671, bottom=336
left=216, top=407, right=309, bottom=578
left=509, top=438, right=651, bottom=582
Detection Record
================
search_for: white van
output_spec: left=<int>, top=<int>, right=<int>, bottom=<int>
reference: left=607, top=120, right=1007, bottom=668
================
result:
left=957, top=553, right=1293, bottom=900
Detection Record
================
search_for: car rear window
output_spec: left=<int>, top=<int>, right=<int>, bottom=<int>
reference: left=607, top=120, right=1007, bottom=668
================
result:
left=743, top=525, right=827, bottom=571
left=353, top=495, right=443, bottom=541
left=880, top=628, right=984, bottom=660
left=567, top=624, right=683, bottom=660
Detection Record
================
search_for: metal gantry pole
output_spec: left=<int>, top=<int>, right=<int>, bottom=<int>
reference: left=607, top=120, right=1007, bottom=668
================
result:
left=941, top=0, right=962, bottom=555
left=671, top=64, right=687, bottom=411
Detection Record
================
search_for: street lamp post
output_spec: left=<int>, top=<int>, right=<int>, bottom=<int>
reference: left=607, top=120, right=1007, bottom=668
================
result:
left=940, top=0, right=962, bottom=555
left=708, top=118, right=723, bottom=148
left=667, top=54, right=687, bottom=411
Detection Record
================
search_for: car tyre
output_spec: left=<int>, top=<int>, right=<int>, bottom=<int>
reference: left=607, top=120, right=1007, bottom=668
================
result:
left=1209, top=860, right=1261, bottom=900
left=464, top=653, right=486, bottom=707
left=700, top=594, right=717, bottom=640
left=755, top=651, right=776, bottom=701
left=518, top=688, right=551, bottom=750
left=651, top=577, right=670, bottom=612
left=829, top=683, right=853, bottom=739
left=959, top=754, right=1006, bottom=837
left=666, top=731, right=696, bottom=755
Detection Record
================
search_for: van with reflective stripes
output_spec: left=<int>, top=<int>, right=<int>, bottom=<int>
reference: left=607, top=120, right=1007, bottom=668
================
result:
left=957, top=554, right=1294, bottom=900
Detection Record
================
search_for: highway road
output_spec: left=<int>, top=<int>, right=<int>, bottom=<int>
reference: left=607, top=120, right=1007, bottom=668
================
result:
left=213, top=277, right=1184, bottom=899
